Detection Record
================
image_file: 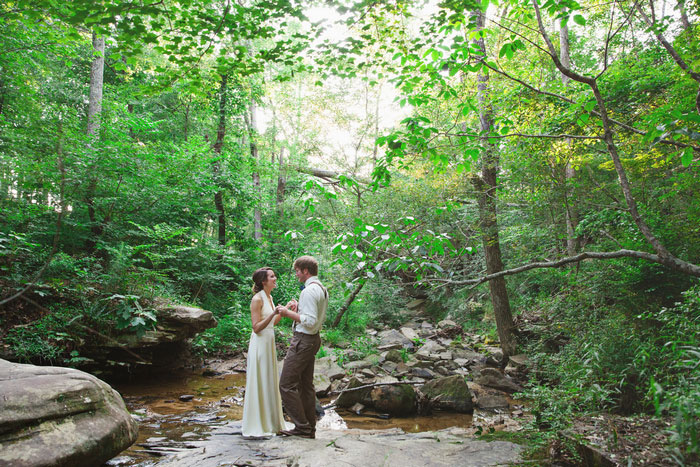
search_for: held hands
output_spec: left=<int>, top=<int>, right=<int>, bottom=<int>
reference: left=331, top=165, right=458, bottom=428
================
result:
left=274, top=299, right=297, bottom=318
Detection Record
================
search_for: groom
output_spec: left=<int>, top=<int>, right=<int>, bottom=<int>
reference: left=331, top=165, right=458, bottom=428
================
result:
left=276, top=255, right=328, bottom=439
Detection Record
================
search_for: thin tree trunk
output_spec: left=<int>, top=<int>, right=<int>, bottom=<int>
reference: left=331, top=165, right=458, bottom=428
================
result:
left=246, top=99, right=262, bottom=241
left=212, top=74, right=228, bottom=246
left=276, top=147, right=287, bottom=217
left=470, top=9, right=517, bottom=360
left=85, top=32, right=105, bottom=253
left=184, top=98, right=191, bottom=142
left=332, top=280, right=366, bottom=327
left=678, top=0, right=691, bottom=30
left=0, top=78, right=5, bottom=118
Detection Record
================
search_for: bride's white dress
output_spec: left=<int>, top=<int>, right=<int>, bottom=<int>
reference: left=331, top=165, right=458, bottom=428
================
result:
left=241, top=290, right=286, bottom=437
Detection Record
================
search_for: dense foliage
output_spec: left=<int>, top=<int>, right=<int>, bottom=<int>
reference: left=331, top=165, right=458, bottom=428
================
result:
left=1, top=0, right=698, bottom=461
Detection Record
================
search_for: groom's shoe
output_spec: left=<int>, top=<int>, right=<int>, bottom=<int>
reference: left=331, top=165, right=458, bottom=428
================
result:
left=279, top=428, right=314, bottom=439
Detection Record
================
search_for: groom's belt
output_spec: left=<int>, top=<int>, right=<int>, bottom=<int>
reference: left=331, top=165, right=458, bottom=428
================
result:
left=293, top=330, right=319, bottom=336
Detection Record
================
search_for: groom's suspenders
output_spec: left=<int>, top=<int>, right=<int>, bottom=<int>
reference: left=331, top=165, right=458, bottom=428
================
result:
left=293, top=282, right=327, bottom=333
left=307, top=281, right=328, bottom=299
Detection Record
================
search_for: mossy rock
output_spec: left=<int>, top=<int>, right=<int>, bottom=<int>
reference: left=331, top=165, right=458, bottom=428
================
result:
left=421, top=375, right=474, bottom=413
left=370, top=384, right=417, bottom=416
left=336, top=377, right=371, bottom=408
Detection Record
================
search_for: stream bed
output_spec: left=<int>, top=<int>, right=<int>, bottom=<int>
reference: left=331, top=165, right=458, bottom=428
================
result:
left=107, top=371, right=514, bottom=466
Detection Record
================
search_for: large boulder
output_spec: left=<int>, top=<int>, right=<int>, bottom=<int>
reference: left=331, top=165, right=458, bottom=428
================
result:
left=370, top=384, right=417, bottom=416
left=468, top=383, right=511, bottom=410
left=0, top=359, right=138, bottom=466
left=421, top=375, right=474, bottom=413
left=82, top=302, right=217, bottom=377
left=475, top=368, right=523, bottom=393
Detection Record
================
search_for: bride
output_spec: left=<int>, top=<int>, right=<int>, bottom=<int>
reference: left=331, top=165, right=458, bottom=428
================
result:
left=241, top=267, right=288, bottom=438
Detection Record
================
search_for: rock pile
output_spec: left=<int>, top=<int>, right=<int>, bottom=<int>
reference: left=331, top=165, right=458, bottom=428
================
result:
left=313, top=318, right=527, bottom=417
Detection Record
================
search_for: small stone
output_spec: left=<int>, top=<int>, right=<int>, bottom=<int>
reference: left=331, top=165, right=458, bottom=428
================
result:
left=360, top=368, right=376, bottom=378
left=179, top=394, right=195, bottom=402
left=437, top=319, right=458, bottom=329
left=400, top=327, right=420, bottom=341
left=350, top=402, right=365, bottom=414
left=411, top=367, right=436, bottom=379
left=385, top=349, right=404, bottom=363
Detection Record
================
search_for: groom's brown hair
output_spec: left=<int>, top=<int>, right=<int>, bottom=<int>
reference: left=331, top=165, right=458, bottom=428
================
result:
left=293, top=256, right=318, bottom=275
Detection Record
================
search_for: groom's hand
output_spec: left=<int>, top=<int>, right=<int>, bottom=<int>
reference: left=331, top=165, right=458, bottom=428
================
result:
left=286, top=299, right=298, bottom=312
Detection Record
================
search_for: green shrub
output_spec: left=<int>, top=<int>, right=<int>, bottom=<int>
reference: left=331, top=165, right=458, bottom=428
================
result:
left=192, top=305, right=252, bottom=354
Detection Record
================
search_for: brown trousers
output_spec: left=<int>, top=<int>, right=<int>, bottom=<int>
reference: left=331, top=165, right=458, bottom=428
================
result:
left=279, top=331, right=321, bottom=433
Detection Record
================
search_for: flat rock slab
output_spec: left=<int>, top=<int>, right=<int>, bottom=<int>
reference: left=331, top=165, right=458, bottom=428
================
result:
left=155, top=423, right=522, bottom=467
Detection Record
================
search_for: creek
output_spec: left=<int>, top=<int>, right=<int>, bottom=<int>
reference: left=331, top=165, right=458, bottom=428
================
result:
left=106, top=371, right=514, bottom=466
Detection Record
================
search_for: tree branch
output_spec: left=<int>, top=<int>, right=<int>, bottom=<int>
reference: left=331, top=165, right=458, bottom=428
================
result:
left=433, top=249, right=700, bottom=288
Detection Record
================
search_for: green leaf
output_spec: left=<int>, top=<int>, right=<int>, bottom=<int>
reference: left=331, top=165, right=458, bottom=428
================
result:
left=573, top=15, right=586, bottom=26
left=681, top=148, right=693, bottom=167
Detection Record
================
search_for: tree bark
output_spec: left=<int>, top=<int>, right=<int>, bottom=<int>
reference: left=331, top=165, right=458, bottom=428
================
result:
left=678, top=0, right=691, bottom=30
left=470, top=9, right=517, bottom=360
left=212, top=74, right=228, bottom=246
left=246, top=99, right=262, bottom=241
left=85, top=32, right=105, bottom=253
left=276, top=147, right=287, bottom=217
left=87, top=33, right=104, bottom=139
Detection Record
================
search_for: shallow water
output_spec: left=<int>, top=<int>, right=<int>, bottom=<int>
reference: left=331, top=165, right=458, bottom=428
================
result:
left=109, top=372, right=486, bottom=466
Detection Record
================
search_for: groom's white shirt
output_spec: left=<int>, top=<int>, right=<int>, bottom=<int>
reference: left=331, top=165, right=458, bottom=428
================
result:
left=295, top=276, right=328, bottom=335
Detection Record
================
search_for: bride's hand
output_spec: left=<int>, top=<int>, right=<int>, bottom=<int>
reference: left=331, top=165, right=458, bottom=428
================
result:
left=287, top=300, right=298, bottom=311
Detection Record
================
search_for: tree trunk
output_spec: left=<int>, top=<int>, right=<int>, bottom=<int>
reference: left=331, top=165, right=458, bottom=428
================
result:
left=678, top=0, right=691, bottom=30
left=246, top=100, right=262, bottom=241
left=212, top=74, right=228, bottom=246
left=276, top=147, right=287, bottom=217
left=559, top=16, right=571, bottom=86
left=184, top=98, right=191, bottom=142
left=85, top=32, right=105, bottom=253
left=87, top=33, right=104, bottom=139
left=470, top=9, right=517, bottom=360
left=560, top=14, right=578, bottom=256
left=0, top=78, right=5, bottom=118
